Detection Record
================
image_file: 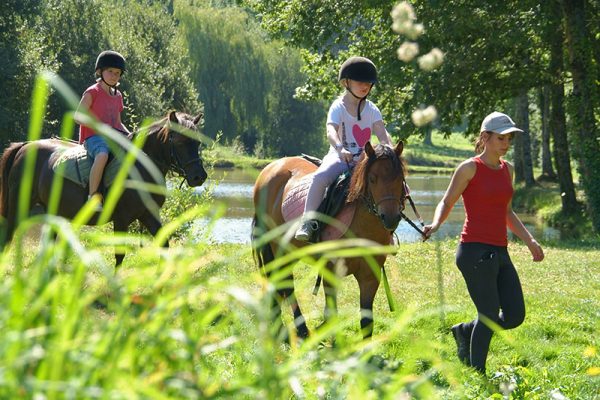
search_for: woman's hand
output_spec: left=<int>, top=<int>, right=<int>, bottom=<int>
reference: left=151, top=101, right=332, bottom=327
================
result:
left=527, top=239, right=545, bottom=262
left=422, top=223, right=439, bottom=240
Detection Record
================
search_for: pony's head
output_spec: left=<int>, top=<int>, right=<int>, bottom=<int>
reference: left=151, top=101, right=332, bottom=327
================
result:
left=155, top=110, right=207, bottom=187
left=347, top=141, right=406, bottom=231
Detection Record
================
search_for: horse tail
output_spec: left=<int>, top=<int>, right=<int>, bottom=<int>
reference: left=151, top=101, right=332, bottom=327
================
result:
left=251, top=214, right=274, bottom=271
left=0, top=142, right=26, bottom=218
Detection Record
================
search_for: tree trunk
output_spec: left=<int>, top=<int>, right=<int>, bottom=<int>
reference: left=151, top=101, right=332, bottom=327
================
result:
left=513, top=101, right=524, bottom=183
left=548, top=0, right=578, bottom=215
left=562, top=0, right=600, bottom=233
left=514, top=90, right=536, bottom=187
left=423, top=125, right=433, bottom=146
left=539, top=85, right=557, bottom=180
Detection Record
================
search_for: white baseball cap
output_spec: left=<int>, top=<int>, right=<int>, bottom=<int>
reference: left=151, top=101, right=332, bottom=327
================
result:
left=480, top=111, right=523, bottom=134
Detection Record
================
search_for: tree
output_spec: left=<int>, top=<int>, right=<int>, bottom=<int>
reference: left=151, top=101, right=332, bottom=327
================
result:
left=513, top=90, right=536, bottom=187
left=546, top=0, right=578, bottom=215
left=562, top=0, right=600, bottom=232
left=538, top=86, right=557, bottom=180
left=0, top=0, right=44, bottom=146
left=178, top=3, right=325, bottom=156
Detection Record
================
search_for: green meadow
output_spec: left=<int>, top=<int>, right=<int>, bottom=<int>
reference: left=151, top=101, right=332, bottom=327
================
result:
left=1, top=227, right=598, bottom=398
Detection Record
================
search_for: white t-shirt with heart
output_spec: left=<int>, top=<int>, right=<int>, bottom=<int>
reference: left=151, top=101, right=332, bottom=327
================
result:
left=326, top=97, right=383, bottom=159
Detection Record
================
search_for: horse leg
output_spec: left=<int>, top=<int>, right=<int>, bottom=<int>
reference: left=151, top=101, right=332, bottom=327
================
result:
left=139, top=211, right=166, bottom=247
left=279, top=272, right=310, bottom=339
left=357, top=275, right=380, bottom=339
left=321, top=277, right=338, bottom=330
left=265, top=257, right=309, bottom=340
left=255, top=235, right=309, bottom=340
left=113, top=217, right=135, bottom=267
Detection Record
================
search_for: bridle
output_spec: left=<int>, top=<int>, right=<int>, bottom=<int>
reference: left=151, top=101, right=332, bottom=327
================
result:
left=167, top=134, right=202, bottom=177
left=362, top=178, right=426, bottom=238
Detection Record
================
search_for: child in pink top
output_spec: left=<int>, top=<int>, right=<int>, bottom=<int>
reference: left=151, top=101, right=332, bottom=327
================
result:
left=76, top=50, right=131, bottom=211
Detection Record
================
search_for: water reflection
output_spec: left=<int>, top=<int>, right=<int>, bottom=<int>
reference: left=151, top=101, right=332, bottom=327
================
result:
left=192, top=168, right=558, bottom=244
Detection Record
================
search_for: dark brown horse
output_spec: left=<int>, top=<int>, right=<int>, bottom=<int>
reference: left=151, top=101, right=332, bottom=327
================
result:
left=252, top=141, right=407, bottom=339
left=0, top=111, right=207, bottom=265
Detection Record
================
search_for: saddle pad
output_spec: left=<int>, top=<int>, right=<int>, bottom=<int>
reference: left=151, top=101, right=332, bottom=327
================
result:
left=281, top=175, right=356, bottom=241
left=52, top=145, right=122, bottom=188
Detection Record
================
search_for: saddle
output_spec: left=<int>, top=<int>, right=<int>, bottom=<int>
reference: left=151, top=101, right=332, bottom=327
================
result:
left=52, top=145, right=123, bottom=189
left=281, top=156, right=355, bottom=242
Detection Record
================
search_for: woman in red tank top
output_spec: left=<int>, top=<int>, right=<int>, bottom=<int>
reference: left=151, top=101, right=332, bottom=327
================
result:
left=423, top=111, right=544, bottom=374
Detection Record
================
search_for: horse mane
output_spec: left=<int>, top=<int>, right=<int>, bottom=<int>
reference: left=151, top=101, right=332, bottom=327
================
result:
left=0, top=142, right=27, bottom=217
left=150, top=111, right=198, bottom=143
left=346, top=144, right=406, bottom=203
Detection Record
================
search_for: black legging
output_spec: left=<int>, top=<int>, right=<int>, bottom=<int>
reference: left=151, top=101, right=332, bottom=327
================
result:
left=456, top=242, right=525, bottom=372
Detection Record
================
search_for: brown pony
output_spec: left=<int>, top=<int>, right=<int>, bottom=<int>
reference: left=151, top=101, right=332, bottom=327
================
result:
left=0, top=111, right=207, bottom=265
left=252, top=141, right=407, bottom=339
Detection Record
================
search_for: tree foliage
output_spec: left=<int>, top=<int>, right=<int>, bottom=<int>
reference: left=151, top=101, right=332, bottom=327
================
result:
left=0, top=0, right=200, bottom=145
left=244, top=0, right=600, bottom=234
left=177, top=3, right=325, bottom=156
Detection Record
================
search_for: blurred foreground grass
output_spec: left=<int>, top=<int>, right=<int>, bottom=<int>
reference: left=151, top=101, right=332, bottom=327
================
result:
left=1, top=221, right=598, bottom=398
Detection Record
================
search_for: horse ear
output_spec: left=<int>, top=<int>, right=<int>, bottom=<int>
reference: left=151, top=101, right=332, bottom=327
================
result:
left=394, top=141, right=404, bottom=156
left=193, top=112, right=204, bottom=126
left=365, top=141, right=375, bottom=157
left=168, top=110, right=178, bottom=123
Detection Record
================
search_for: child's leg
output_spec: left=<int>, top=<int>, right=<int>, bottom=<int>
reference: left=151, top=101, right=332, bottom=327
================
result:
left=84, top=135, right=110, bottom=198
left=89, top=152, right=109, bottom=196
left=303, top=154, right=349, bottom=215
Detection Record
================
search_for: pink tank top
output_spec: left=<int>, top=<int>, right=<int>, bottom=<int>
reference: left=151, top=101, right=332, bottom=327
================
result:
left=460, top=157, right=513, bottom=246
left=78, top=82, right=124, bottom=143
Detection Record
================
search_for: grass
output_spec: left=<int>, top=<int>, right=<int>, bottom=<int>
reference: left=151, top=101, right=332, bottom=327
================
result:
left=402, top=132, right=475, bottom=174
left=2, top=228, right=599, bottom=398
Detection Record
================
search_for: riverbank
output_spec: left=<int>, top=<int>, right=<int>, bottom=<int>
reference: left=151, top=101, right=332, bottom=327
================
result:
left=208, top=131, right=473, bottom=174
left=206, top=132, right=596, bottom=239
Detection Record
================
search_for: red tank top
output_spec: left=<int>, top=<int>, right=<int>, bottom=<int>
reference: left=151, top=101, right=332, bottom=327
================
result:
left=460, top=157, right=513, bottom=246
left=78, top=82, right=124, bottom=143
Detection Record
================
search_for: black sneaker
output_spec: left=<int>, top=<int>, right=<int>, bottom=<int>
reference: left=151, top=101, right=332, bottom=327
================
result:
left=451, top=323, right=472, bottom=365
left=88, top=194, right=103, bottom=212
left=294, top=219, right=318, bottom=242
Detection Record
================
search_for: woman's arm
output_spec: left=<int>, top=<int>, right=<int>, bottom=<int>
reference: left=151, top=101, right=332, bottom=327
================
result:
left=327, top=123, right=353, bottom=162
left=117, top=113, right=131, bottom=135
left=505, top=162, right=544, bottom=261
left=506, top=207, right=544, bottom=261
left=424, top=159, right=475, bottom=238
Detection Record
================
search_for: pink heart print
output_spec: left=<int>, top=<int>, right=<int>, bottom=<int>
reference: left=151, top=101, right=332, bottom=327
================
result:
left=352, top=124, right=371, bottom=147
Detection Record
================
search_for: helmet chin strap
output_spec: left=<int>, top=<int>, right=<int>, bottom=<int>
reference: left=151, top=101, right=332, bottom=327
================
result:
left=345, top=83, right=372, bottom=121
left=99, top=71, right=120, bottom=93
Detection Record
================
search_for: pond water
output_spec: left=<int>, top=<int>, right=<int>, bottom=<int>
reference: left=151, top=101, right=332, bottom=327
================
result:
left=192, top=168, right=558, bottom=244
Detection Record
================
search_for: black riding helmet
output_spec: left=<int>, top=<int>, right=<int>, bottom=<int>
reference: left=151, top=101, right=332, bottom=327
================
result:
left=95, top=50, right=126, bottom=72
left=95, top=50, right=126, bottom=89
left=338, top=56, right=378, bottom=83
left=338, top=56, right=377, bottom=120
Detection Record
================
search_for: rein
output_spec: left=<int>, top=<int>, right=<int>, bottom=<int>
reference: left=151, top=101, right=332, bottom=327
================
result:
left=362, top=189, right=426, bottom=239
